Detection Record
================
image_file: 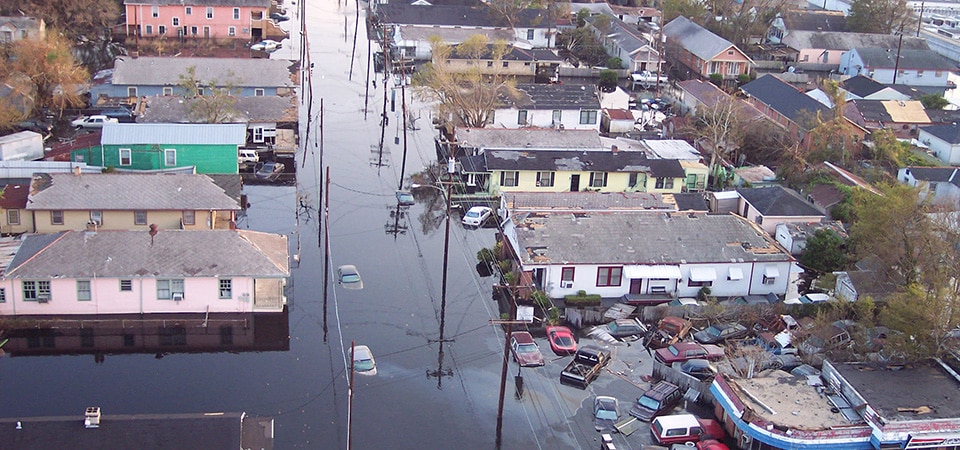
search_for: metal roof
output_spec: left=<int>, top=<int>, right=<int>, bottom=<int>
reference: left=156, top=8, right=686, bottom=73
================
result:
left=111, top=57, right=296, bottom=88
left=507, top=83, right=601, bottom=110
left=485, top=149, right=687, bottom=177
left=503, top=191, right=676, bottom=211
left=6, top=229, right=288, bottom=278
left=101, top=123, right=247, bottom=145
left=26, top=173, right=241, bottom=211
left=138, top=95, right=297, bottom=124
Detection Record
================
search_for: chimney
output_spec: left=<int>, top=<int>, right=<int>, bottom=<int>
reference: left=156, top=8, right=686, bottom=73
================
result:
left=73, top=166, right=81, bottom=177
left=84, top=407, right=101, bottom=429
left=611, top=145, right=619, bottom=155
left=85, top=221, right=98, bottom=233
left=149, top=224, right=159, bottom=245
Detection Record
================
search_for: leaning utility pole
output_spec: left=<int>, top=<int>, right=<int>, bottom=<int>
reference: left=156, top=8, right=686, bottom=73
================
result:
left=348, top=340, right=355, bottom=450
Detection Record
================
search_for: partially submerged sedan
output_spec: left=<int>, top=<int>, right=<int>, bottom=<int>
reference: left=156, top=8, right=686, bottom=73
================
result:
left=353, top=345, right=377, bottom=375
left=546, top=325, right=577, bottom=355
left=337, top=265, right=364, bottom=290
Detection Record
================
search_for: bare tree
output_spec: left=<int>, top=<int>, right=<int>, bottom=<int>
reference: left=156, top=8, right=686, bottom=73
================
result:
left=176, top=66, right=240, bottom=123
left=707, top=0, right=790, bottom=47
left=691, top=93, right=745, bottom=187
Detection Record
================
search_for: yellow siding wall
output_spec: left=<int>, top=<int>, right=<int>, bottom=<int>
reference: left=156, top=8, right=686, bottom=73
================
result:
left=0, top=208, right=33, bottom=235
left=492, top=170, right=685, bottom=195
left=440, top=60, right=535, bottom=76
left=32, top=210, right=222, bottom=233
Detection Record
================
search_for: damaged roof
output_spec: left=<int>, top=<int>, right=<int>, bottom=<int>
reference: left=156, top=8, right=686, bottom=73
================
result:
left=505, top=83, right=600, bottom=110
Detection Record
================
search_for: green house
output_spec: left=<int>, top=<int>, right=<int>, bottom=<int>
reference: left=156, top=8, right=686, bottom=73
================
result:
left=71, top=123, right=246, bottom=174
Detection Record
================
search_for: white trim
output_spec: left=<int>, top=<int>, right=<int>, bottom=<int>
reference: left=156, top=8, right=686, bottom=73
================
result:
left=689, top=266, right=717, bottom=282
left=624, top=265, right=682, bottom=279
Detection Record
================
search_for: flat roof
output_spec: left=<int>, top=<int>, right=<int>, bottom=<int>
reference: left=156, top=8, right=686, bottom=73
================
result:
left=727, top=371, right=853, bottom=430
left=503, top=191, right=676, bottom=211
left=835, top=361, right=960, bottom=421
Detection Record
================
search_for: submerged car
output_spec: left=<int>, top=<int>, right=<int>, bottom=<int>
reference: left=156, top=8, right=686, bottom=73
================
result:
left=337, top=265, right=363, bottom=290
left=594, top=396, right=620, bottom=433
left=509, top=331, right=544, bottom=367
left=251, top=39, right=282, bottom=52
left=353, top=345, right=377, bottom=375
left=546, top=325, right=577, bottom=355
left=462, top=206, right=492, bottom=227
left=255, top=161, right=285, bottom=181
left=395, top=190, right=415, bottom=206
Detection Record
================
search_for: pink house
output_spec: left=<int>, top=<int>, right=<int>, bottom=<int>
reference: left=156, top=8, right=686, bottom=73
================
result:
left=124, top=0, right=270, bottom=41
left=0, top=229, right=289, bottom=316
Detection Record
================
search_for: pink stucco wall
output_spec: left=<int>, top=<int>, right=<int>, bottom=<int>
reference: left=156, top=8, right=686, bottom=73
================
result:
left=125, top=4, right=266, bottom=40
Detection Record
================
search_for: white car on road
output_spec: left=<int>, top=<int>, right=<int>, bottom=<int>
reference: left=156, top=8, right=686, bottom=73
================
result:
left=72, top=115, right=118, bottom=129
left=251, top=40, right=282, bottom=52
left=462, top=206, right=492, bottom=227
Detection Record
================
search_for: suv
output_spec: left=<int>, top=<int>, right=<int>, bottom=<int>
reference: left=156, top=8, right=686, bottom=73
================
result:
left=650, top=414, right=725, bottom=446
left=629, top=381, right=681, bottom=421
left=655, top=342, right=724, bottom=365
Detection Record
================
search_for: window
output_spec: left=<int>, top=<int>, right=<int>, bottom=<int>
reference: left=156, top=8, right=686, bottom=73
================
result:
left=172, top=17, right=180, bottom=26
left=81, top=329, right=94, bottom=347
left=242, top=27, right=250, bottom=35
left=206, top=7, right=214, bottom=19
left=191, top=26, right=198, bottom=35
left=500, top=171, right=519, bottom=187
left=233, top=8, right=240, bottom=19
left=185, top=6, right=192, bottom=15
left=502, top=61, right=509, bottom=68
left=7, top=209, right=19, bottom=225
left=182, top=210, right=196, bottom=225
left=164, top=149, right=176, bottom=166
left=727, top=62, right=741, bottom=74
left=219, top=279, right=232, bottom=299
left=552, top=110, right=561, bottom=124
left=77, top=280, right=92, bottom=301
left=228, top=26, right=236, bottom=36
left=119, top=148, right=131, bottom=165
left=526, top=29, right=535, bottom=40
left=90, top=210, right=102, bottom=226
left=579, top=110, right=597, bottom=124
left=159, top=326, right=187, bottom=345
left=589, top=172, right=608, bottom=188
left=688, top=279, right=712, bottom=287
left=0, top=288, right=5, bottom=303
left=655, top=177, right=674, bottom=189
left=220, top=325, right=234, bottom=345
left=162, top=86, right=173, bottom=96
left=518, top=110, right=528, bottom=125
left=628, top=173, right=639, bottom=188
left=536, top=171, right=554, bottom=187
left=254, top=88, right=265, bottom=96
left=128, top=87, right=138, bottom=97
left=596, top=267, right=622, bottom=287
left=51, top=210, right=64, bottom=225
left=487, top=61, right=494, bottom=67
left=762, top=275, right=776, bottom=285
left=159, top=25, right=166, bottom=35
left=152, top=5, right=159, bottom=17
left=197, top=87, right=205, bottom=96
left=120, top=279, right=133, bottom=291
left=134, top=210, right=147, bottom=225
left=157, top=279, right=185, bottom=300
left=23, top=280, right=51, bottom=301
left=561, top=267, right=575, bottom=282
left=124, top=334, right=135, bottom=346
left=145, top=25, right=153, bottom=35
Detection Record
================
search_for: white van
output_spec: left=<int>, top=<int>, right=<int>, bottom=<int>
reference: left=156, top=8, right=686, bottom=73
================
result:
left=238, top=149, right=259, bottom=166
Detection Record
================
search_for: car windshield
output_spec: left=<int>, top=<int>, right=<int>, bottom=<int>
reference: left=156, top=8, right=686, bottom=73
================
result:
left=668, top=346, right=681, bottom=356
left=466, top=211, right=479, bottom=218
left=517, top=343, right=538, bottom=354
left=354, top=359, right=374, bottom=371
left=552, top=334, right=573, bottom=346
left=637, top=395, right=661, bottom=410
left=595, top=405, right=617, bottom=420
left=705, top=326, right=722, bottom=337
left=341, top=274, right=360, bottom=283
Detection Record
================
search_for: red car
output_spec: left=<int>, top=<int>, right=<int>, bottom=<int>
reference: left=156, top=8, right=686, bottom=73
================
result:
left=650, top=414, right=726, bottom=445
left=510, top=331, right=545, bottom=367
left=698, top=439, right=730, bottom=450
left=546, top=325, right=577, bottom=355
left=654, top=342, right=724, bottom=365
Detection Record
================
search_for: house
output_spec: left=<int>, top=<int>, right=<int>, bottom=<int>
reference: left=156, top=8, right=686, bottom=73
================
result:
left=919, top=123, right=960, bottom=165
left=675, top=79, right=765, bottom=121
left=0, top=228, right=289, bottom=316
left=834, top=269, right=897, bottom=302
left=836, top=75, right=912, bottom=102
left=804, top=183, right=844, bottom=215
left=732, top=165, right=778, bottom=187
left=89, top=57, right=297, bottom=100
left=138, top=95, right=298, bottom=152
left=737, top=186, right=826, bottom=235
left=781, top=32, right=927, bottom=71
left=391, top=25, right=514, bottom=61
left=26, top=172, right=241, bottom=233
left=0, top=180, right=31, bottom=235
left=844, top=99, right=930, bottom=138
left=0, top=16, right=45, bottom=42
left=502, top=212, right=794, bottom=300
left=584, top=15, right=662, bottom=73
left=741, top=75, right=866, bottom=149
left=123, top=0, right=271, bottom=41
left=663, top=16, right=753, bottom=80
left=711, top=361, right=960, bottom=449
left=898, top=166, right=960, bottom=209
left=767, top=9, right=847, bottom=43
left=840, top=48, right=956, bottom=90
left=491, top=83, right=601, bottom=130
left=601, top=109, right=636, bottom=134
left=71, top=123, right=248, bottom=174
left=775, top=220, right=846, bottom=255
left=436, top=45, right=561, bottom=77
left=596, top=137, right=707, bottom=190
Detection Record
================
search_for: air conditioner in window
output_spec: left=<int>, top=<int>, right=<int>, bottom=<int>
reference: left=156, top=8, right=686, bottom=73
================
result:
left=560, top=281, right=574, bottom=288
left=37, top=294, right=50, bottom=303
left=172, top=293, right=184, bottom=301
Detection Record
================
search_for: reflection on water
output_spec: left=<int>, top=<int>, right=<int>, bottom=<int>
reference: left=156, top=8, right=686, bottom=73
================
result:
left=1, top=310, right=289, bottom=359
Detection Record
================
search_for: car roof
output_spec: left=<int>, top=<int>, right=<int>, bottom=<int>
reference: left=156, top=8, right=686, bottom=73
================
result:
left=644, top=380, right=679, bottom=397
left=681, top=358, right=713, bottom=368
left=338, top=264, right=358, bottom=273
left=511, top=331, right=535, bottom=343
left=653, top=413, right=699, bottom=427
left=353, top=345, right=372, bottom=359
left=613, top=319, right=638, bottom=326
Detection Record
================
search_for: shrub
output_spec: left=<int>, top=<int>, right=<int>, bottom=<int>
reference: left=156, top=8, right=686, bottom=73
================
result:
left=565, top=292, right=602, bottom=306
left=709, top=73, right=723, bottom=87
left=606, top=57, right=624, bottom=70
left=477, top=247, right=496, bottom=264
left=598, top=70, right=618, bottom=92
left=737, top=73, right=751, bottom=85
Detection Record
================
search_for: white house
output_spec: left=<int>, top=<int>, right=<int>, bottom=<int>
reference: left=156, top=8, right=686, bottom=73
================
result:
left=0, top=229, right=289, bottom=316
left=737, top=186, right=826, bottom=235
left=839, top=47, right=955, bottom=88
left=919, top=123, right=960, bottom=165
left=774, top=221, right=847, bottom=256
left=503, top=211, right=795, bottom=300
left=898, top=166, right=960, bottom=210
left=492, top=84, right=601, bottom=131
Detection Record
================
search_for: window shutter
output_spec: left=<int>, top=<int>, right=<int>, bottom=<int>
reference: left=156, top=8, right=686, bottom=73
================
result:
left=603, top=172, right=608, bottom=186
left=589, top=172, right=595, bottom=186
left=500, top=171, right=505, bottom=186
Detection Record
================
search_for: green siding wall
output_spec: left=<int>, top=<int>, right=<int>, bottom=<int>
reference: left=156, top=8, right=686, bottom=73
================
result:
left=72, top=144, right=239, bottom=174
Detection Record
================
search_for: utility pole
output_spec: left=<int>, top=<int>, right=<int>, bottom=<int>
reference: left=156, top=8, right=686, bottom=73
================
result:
left=348, top=340, right=355, bottom=450
left=322, top=166, right=330, bottom=342
left=892, top=34, right=904, bottom=85
left=494, top=300, right=523, bottom=448
left=427, top=158, right=457, bottom=389
left=399, top=58, right=409, bottom=190
left=917, top=1, right=926, bottom=37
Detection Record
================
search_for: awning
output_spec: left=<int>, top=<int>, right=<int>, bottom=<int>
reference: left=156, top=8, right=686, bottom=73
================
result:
left=624, top=265, right=682, bottom=279
left=727, top=267, right=744, bottom=281
left=688, top=266, right=717, bottom=282
left=764, top=266, right=781, bottom=278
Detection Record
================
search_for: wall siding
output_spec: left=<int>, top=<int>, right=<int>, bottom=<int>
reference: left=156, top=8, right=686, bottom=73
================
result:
left=73, top=144, right=239, bottom=174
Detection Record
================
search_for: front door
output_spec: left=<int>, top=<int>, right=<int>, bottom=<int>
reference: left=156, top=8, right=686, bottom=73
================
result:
left=570, top=174, right=580, bottom=192
left=630, top=279, right=642, bottom=295
left=203, top=26, right=210, bottom=38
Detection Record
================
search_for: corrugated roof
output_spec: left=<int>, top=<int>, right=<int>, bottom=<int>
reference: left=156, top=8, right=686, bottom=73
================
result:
left=101, top=123, right=247, bottom=145
left=112, top=57, right=295, bottom=88
left=664, top=16, right=743, bottom=62
left=643, top=139, right=701, bottom=160
left=27, top=173, right=241, bottom=210
left=485, top=149, right=686, bottom=177
left=6, top=229, right=288, bottom=278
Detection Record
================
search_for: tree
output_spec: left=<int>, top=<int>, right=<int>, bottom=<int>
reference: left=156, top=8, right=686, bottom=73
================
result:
left=920, top=93, right=950, bottom=110
left=846, top=0, right=914, bottom=34
left=0, top=0, right=120, bottom=40
left=799, top=229, right=848, bottom=274
left=413, top=35, right=519, bottom=129
left=691, top=93, right=745, bottom=188
left=485, top=0, right=534, bottom=29
left=176, top=66, right=240, bottom=123
left=663, top=0, right=708, bottom=24
left=879, top=284, right=960, bottom=361
left=0, top=33, right=88, bottom=118
left=705, top=0, right=789, bottom=47
left=598, top=70, right=618, bottom=92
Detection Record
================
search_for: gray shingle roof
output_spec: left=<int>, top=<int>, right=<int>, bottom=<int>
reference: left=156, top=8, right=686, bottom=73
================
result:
left=840, top=75, right=885, bottom=98
left=507, top=83, right=601, bottom=110
left=663, top=16, right=737, bottom=62
left=102, top=123, right=247, bottom=145
left=921, top=123, right=960, bottom=144
left=6, top=229, right=288, bottom=278
left=737, top=186, right=824, bottom=217
left=138, top=95, right=296, bottom=123
left=903, top=166, right=959, bottom=183
left=740, top=75, right=830, bottom=129
left=112, top=57, right=296, bottom=88
left=375, top=3, right=560, bottom=28
left=586, top=14, right=652, bottom=57
left=780, top=9, right=847, bottom=32
left=457, top=128, right=602, bottom=150
left=511, top=212, right=791, bottom=265
left=485, top=149, right=686, bottom=177
left=503, top=191, right=675, bottom=211
left=852, top=48, right=956, bottom=70
left=782, top=32, right=926, bottom=52
left=27, top=173, right=241, bottom=211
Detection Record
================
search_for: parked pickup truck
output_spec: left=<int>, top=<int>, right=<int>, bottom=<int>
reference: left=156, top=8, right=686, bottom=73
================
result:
left=560, top=345, right=611, bottom=389
left=631, top=70, right=668, bottom=86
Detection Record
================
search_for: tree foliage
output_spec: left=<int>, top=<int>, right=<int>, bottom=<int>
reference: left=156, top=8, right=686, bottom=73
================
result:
left=846, top=0, right=914, bottom=34
left=920, top=93, right=950, bottom=110
left=879, top=284, right=960, bottom=361
left=413, top=35, right=519, bottom=129
left=598, top=70, right=618, bottom=92
left=556, top=27, right=608, bottom=66
left=176, top=66, right=240, bottom=123
left=663, top=0, right=708, bottom=24
left=0, top=0, right=120, bottom=40
left=690, top=93, right=745, bottom=187
left=0, top=33, right=88, bottom=118
left=799, top=229, right=848, bottom=273
left=704, top=0, right=789, bottom=47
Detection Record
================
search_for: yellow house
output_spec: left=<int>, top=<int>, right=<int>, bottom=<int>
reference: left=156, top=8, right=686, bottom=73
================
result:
left=437, top=44, right=562, bottom=77
left=0, top=182, right=34, bottom=235
left=482, top=148, right=688, bottom=196
left=26, top=172, right=241, bottom=233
